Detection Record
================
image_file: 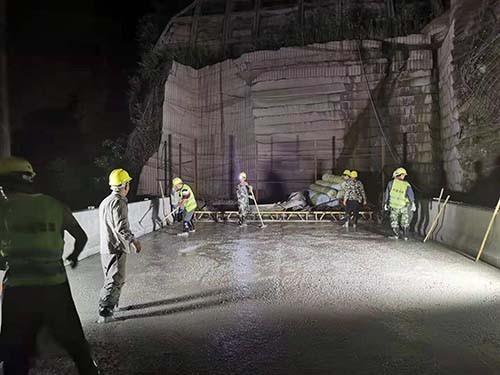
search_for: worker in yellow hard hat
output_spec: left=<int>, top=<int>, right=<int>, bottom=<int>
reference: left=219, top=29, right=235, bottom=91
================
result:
left=172, top=177, right=197, bottom=235
left=97, top=168, right=142, bottom=323
left=342, top=170, right=367, bottom=229
left=384, top=167, right=416, bottom=240
left=0, top=157, right=99, bottom=373
left=236, top=171, right=253, bottom=227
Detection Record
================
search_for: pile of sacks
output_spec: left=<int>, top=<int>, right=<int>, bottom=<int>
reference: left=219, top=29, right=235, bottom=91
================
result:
left=308, top=173, right=347, bottom=208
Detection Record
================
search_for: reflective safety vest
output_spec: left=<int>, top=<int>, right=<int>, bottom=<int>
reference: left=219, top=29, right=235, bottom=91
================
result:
left=389, top=179, right=410, bottom=209
left=178, top=184, right=197, bottom=213
left=0, top=193, right=67, bottom=287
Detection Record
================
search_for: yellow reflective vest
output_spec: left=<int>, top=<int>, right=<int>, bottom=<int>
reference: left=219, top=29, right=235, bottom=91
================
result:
left=178, top=184, right=197, bottom=213
left=389, top=179, right=410, bottom=209
left=0, top=193, right=67, bottom=287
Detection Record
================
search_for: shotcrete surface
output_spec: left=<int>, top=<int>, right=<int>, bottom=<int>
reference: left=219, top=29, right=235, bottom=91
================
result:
left=33, top=223, right=500, bottom=374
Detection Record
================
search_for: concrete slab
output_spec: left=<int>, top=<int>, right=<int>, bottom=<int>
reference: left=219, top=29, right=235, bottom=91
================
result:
left=32, top=223, right=500, bottom=374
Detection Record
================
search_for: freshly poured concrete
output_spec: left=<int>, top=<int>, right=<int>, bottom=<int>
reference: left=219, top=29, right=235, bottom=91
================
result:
left=33, top=223, right=500, bottom=374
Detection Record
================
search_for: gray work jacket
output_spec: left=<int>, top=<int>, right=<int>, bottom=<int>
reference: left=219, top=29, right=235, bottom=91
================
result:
left=99, top=192, right=135, bottom=254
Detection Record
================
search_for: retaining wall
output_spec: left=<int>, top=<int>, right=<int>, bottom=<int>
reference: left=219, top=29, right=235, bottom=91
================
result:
left=62, top=198, right=170, bottom=261
left=414, top=199, right=500, bottom=268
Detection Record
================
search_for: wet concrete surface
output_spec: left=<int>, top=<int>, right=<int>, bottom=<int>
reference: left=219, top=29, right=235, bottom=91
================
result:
left=32, top=222, right=500, bottom=374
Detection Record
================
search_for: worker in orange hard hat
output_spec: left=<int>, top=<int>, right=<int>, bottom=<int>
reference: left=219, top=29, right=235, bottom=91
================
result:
left=97, top=168, right=142, bottom=323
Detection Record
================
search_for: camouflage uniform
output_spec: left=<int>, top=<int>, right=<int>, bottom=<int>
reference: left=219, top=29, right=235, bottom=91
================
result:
left=236, top=183, right=251, bottom=225
left=389, top=206, right=410, bottom=229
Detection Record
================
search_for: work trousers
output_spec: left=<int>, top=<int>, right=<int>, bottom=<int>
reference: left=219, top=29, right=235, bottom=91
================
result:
left=0, top=282, right=98, bottom=375
left=98, top=252, right=127, bottom=316
left=390, top=205, right=410, bottom=230
left=345, top=200, right=361, bottom=225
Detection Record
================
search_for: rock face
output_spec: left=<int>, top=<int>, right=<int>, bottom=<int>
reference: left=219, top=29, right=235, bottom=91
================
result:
left=137, top=0, right=499, bottom=201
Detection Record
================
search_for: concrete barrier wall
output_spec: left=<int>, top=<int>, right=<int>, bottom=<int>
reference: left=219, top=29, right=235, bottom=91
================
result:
left=414, top=199, right=500, bottom=268
left=63, top=198, right=170, bottom=260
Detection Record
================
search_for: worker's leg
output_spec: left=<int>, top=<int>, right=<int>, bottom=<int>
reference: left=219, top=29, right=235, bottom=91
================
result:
left=345, top=200, right=355, bottom=225
left=389, top=207, right=401, bottom=238
left=46, top=283, right=99, bottom=375
left=400, top=206, right=410, bottom=240
left=183, top=210, right=195, bottom=232
left=98, top=252, right=127, bottom=317
left=352, top=200, right=360, bottom=225
left=0, top=286, right=42, bottom=375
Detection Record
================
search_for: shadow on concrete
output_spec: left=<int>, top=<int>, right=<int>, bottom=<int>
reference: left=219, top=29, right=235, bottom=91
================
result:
left=116, top=284, right=268, bottom=322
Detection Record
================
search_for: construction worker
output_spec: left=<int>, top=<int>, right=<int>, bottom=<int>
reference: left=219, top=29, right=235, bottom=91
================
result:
left=172, top=177, right=197, bottom=234
left=384, top=167, right=416, bottom=240
left=236, top=172, right=253, bottom=227
left=343, top=170, right=367, bottom=228
left=0, top=157, right=99, bottom=374
left=98, top=168, right=142, bottom=323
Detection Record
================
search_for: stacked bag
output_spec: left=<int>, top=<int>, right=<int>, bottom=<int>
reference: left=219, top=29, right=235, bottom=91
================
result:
left=308, top=173, right=346, bottom=208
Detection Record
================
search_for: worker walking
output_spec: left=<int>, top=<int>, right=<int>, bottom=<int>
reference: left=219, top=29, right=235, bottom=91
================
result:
left=343, top=170, right=367, bottom=229
left=172, top=177, right=197, bottom=235
left=384, top=167, right=416, bottom=240
left=236, top=172, right=253, bottom=227
left=98, top=168, right=141, bottom=323
left=0, top=157, right=99, bottom=374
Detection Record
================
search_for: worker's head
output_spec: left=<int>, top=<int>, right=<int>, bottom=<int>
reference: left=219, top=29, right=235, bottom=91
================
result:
left=393, top=167, right=407, bottom=180
left=342, top=169, right=351, bottom=180
left=350, top=170, right=358, bottom=179
left=239, top=171, right=247, bottom=183
left=172, top=177, right=183, bottom=191
left=0, top=157, right=36, bottom=193
left=109, top=168, right=132, bottom=196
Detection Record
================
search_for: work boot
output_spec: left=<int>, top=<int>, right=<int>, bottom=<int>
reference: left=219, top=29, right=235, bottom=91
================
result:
left=389, top=227, right=400, bottom=239
left=97, top=315, right=115, bottom=324
left=402, top=227, right=409, bottom=241
left=189, top=221, right=196, bottom=233
left=343, top=220, right=349, bottom=228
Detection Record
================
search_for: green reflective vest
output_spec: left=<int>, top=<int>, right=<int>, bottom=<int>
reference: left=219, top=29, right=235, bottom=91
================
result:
left=389, top=179, right=410, bottom=209
left=0, top=193, right=67, bottom=287
left=178, top=184, right=197, bottom=213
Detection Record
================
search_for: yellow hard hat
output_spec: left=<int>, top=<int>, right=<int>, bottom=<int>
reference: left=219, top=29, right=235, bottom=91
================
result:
left=239, top=171, right=247, bottom=180
left=350, top=170, right=358, bottom=178
left=342, top=169, right=351, bottom=176
left=393, top=167, right=408, bottom=178
left=0, top=157, right=36, bottom=177
left=109, top=169, right=132, bottom=186
left=172, top=177, right=183, bottom=186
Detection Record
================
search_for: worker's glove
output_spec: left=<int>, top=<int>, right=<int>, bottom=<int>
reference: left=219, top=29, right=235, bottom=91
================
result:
left=411, top=202, right=417, bottom=212
left=66, top=253, right=79, bottom=269
left=384, top=204, right=389, bottom=211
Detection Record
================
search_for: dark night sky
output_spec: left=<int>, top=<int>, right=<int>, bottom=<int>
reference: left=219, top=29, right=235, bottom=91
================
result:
left=7, top=0, right=190, bottom=161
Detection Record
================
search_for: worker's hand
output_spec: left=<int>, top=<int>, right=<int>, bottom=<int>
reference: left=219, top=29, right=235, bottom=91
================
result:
left=132, top=239, right=142, bottom=254
left=66, top=253, right=79, bottom=269
left=411, top=202, right=417, bottom=212
left=384, top=204, right=389, bottom=211
left=343, top=200, right=347, bottom=206
left=248, top=185, right=253, bottom=193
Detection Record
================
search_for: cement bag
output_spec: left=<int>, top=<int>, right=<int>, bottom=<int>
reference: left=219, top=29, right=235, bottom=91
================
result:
left=309, top=191, right=339, bottom=207
left=309, top=184, right=337, bottom=198
left=280, top=191, right=308, bottom=210
left=321, top=174, right=344, bottom=185
left=315, top=180, right=342, bottom=191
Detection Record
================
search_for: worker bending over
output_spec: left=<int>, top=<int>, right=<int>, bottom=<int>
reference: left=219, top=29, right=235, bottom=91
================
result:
left=236, top=172, right=253, bottom=227
left=98, top=168, right=142, bottom=323
left=172, top=177, right=197, bottom=235
left=384, top=167, right=416, bottom=240
left=343, top=170, right=367, bottom=229
left=0, top=157, right=99, bottom=374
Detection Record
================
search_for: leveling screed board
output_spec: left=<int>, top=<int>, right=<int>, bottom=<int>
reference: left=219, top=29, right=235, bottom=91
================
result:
left=194, top=210, right=375, bottom=223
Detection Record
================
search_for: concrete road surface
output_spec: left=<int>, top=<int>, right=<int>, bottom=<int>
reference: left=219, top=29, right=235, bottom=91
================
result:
left=30, top=222, right=500, bottom=374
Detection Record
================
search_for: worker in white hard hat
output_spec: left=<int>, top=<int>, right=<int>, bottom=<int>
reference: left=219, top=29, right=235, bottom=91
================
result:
left=97, top=168, right=142, bottom=323
left=0, top=157, right=99, bottom=373
left=383, top=167, right=416, bottom=240
left=343, top=170, right=367, bottom=229
left=236, top=171, right=253, bottom=227
left=172, top=177, right=197, bottom=235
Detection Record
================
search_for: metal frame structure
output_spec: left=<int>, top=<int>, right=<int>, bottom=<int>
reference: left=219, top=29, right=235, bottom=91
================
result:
left=194, top=210, right=374, bottom=223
